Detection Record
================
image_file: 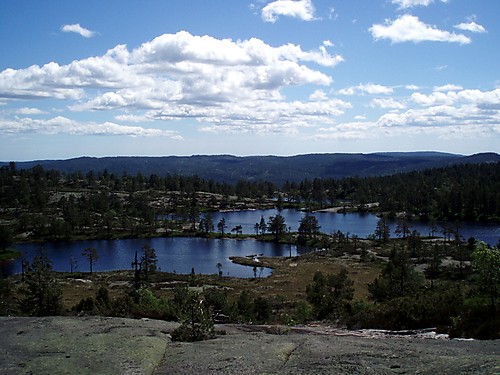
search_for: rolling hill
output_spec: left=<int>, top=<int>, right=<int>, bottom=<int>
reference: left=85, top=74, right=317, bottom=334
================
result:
left=3, top=152, right=499, bottom=184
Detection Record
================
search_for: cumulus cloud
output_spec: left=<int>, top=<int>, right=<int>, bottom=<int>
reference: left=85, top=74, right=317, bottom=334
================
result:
left=0, top=32, right=342, bottom=101
left=15, top=107, right=46, bottom=115
left=380, top=88, right=500, bottom=136
left=309, top=89, right=328, bottom=101
left=434, top=84, right=463, bottom=92
left=312, top=121, right=374, bottom=140
left=411, top=88, right=500, bottom=107
left=370, top=98, right=406, bottom=109
left=391, top=0, right=448, bottom=9
left=339, top=83, right=393, bottom=96
left=0, top=116, right=182, bottom=138
left=454, top=21, right=487, bottom=33
left=0, top=31, right=347, bottom=136
left=370, top=15, right=471, bottom=44
left=5, top=29, right=496, bottom=144
left=261, top=0, right=315, bottom=23
left=311, top=86, right=500, bottom=142
left=197, top=98, right=351, bottom=135
left=61, top=24, right=96, bottom=38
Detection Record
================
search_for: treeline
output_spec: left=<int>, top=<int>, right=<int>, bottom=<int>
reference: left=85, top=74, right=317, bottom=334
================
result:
left=0, top=163, right=278, bottom=241
left=355, top=163, right=500, bottom=221
left=0, top=161, right=498, bottom=242
left=281, top=162, right=500, bottom=221
left=0, top=162, right=276, bottom=200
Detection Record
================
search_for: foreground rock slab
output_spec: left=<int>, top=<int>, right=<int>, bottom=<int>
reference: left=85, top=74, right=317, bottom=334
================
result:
left=0, top=317, right=498, bottom=374
left=158, top=325, right=500, bottom=374
left=0, top=316, right=172, bottom=375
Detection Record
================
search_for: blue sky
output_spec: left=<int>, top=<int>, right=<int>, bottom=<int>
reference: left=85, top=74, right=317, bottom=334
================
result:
left=0, top=0, right=499, bottom=161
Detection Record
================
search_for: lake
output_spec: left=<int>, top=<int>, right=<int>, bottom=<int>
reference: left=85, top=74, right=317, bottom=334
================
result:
left=2, top=237, right=296, bottom=278
left=210, top=208, right=499, bottom=245
left=3, top=209, right=498, bottom=278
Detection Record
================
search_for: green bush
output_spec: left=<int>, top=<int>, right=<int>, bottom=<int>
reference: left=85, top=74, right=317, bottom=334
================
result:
left=130, top=288, right=177, bottom=320
left=306, top=269, right=354, bottom=321
left=293, top=300, right=314, bottom=324
left=171, top=292, right=215, bottom=342
left=344, top=300, right=375, bottom=329
left=234, top=290, right=254, bottom=323
left=19, top=253, right=62, bottom=316
left=450, top=296, right=500, bottom=339
left=253, top=297, right=271, bottom=323
left=203, top=287, right=231, bottom=316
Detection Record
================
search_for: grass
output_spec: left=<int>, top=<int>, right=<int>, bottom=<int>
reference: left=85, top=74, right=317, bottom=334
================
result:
left=49, top=249, right=381, bottom=313
left=0, top=248, right=21, bottom=261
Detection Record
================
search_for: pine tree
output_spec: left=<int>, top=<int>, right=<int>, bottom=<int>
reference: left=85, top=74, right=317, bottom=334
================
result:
left=20, top=250, right=62, bottom=316
left=140, top=244, right=157, bottom=282
left=82, top=247, right=99, bottom=274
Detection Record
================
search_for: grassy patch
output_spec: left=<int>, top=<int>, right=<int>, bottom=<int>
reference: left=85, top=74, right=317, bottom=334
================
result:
left=0, top=249, right=21, bottom=261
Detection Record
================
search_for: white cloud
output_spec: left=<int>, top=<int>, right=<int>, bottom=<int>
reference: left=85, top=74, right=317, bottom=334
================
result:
left=0, top=31, right=348, bottom=137
left=261, top=0, right=315, bottom=23
left=339, top=83, right=393, bottom=95
left=454, top=22, right=487, bottom=33
left=0, top=32, right=342, bottom=104
left=313, top=121, right=376, bottom=140
left=328, top=7, right=337, bottom=21
left=375, top=104, right=500, bottom=136
left=311, top=87, right=500, bottom=142
left=405, top=85, right=420, bottom=90
left=15, top=107, right=46, bottom=115
left=369, top=15, right=471, bottom=44
left=412, top=88, right=500, bottom=107
left=61, top=24, right=96, bottom=38
left=391, top=0, right=448, bottom=9
left=0, top=116, right=182, bottom=138
left=433, top=84, right=463, bottom=92
left=198, top=98, right=351, bottom=134
left=370, top=98, right=406, bottom=109
left=309, top=89, right=328, bottom=101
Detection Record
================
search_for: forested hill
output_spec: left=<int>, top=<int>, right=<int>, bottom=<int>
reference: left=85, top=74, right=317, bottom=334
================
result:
left=3, top=152, right=499, bottom=184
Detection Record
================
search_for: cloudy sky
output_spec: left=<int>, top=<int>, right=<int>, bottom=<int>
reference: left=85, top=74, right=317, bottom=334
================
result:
left=0, top=0, right=499, bottom=161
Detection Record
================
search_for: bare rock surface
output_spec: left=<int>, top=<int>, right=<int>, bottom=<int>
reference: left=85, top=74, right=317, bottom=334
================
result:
left=1, top=317, right=499, bottom=375
left=157, top=325, right=499, bottom=375
left=0, top=316, right=173, bottom=375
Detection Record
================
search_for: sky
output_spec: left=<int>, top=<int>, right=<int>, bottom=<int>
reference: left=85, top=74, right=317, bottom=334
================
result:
left=0, top=0, right=499, bottom=161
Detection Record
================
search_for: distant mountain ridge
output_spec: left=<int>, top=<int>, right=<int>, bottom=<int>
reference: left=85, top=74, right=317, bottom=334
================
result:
left=3, top=152, right=499, bottom=184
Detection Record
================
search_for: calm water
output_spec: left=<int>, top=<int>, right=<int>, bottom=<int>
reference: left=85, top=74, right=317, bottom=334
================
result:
left=3, top=237, right=295, bottom=278
left=211, top=209, right=499, bottom=245
left=3, top=210, right=498, bottom=278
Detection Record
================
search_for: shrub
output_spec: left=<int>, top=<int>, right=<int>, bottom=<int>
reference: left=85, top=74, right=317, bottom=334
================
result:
left=171, top=292, right=215, bottom=342
left=130, top=288, right=177, bottom=320
left=292, top=300, right=313, bottom=324
left=306, top=269, right=354, bottom=321
left=19, top=252, right=62, bottom=316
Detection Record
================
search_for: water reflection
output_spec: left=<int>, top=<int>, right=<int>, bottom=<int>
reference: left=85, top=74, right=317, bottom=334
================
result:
left=4, top=210, right=498, bottom=278
left=3, top=237, right=296, bottom=278
left=210, top=209, right=499, bottom=245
